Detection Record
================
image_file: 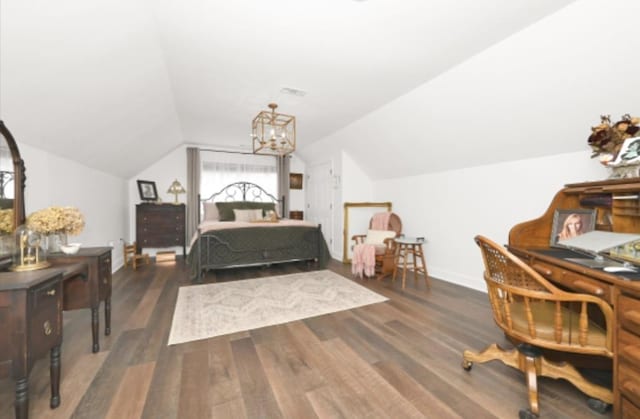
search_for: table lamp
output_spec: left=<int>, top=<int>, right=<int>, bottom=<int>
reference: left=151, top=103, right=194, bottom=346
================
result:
left=167, top=179, right=186, bottom=204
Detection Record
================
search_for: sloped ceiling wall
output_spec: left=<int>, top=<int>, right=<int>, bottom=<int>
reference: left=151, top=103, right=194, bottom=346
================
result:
left=298, top=0, right=640, bottom=179
left=1, top=1, right=182, bottom=178
left=0, top=0, right=579, bottom=179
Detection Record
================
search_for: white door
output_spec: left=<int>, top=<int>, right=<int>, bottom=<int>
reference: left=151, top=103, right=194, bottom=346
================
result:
left=306, top=161, right=333, bottom=252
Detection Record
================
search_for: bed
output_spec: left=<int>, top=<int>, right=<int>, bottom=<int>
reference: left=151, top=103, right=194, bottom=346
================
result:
left=188, top=181, right=331, bottom=280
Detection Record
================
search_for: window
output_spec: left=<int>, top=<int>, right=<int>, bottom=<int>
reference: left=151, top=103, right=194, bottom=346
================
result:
left=200, top=151, right=277, bottom=201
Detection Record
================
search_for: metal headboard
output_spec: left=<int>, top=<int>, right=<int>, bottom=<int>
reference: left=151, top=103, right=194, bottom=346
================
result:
left=199, top=181, right=285, bottom=219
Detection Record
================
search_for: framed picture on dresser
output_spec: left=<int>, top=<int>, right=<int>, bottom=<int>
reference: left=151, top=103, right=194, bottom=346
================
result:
left=137, top=180, right=158, bottom=201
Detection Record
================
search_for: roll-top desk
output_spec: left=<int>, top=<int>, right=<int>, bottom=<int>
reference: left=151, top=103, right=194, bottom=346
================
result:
left=136, top=203, right=186, bottom=256
left=509, top=178, right=640, bottom=418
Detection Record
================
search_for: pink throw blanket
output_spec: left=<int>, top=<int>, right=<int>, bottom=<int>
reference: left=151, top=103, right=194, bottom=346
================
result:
left=352, top=244, right=376, bottom=278
left=351, top=212, right=392, bottom=278
left=372, top=212, right=391, bottom=230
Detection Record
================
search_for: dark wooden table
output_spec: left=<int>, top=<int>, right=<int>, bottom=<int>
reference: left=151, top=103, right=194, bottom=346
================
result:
left=49, top=246, right=112, bottom=352
left=0, top=268, right=64, bottom=419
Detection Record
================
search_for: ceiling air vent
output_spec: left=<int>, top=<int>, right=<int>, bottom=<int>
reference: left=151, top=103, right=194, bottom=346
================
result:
left=280, top=87, right=307, bottom=97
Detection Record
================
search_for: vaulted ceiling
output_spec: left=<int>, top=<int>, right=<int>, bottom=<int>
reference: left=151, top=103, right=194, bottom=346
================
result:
left=0, top=0, right=577, bottom=178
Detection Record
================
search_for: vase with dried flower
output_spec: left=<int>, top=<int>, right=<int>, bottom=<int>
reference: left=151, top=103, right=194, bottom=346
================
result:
left=588, top=114, right=640, bottom=178
left=0, top=208, right=14, bottom=254
left=26, top=206, right=85, bottom=253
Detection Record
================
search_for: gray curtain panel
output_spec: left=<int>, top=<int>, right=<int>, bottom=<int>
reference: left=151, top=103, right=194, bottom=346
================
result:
left=186, top=147, right=201, bottom=241
left=277, top=155, right=290, bottom=217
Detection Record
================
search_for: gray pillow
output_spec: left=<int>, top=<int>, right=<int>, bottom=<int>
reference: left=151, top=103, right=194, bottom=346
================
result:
left=216, top=201, right=276, bottom=221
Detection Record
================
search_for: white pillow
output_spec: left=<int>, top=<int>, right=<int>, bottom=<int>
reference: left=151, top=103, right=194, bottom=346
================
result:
left=203, top=202, right=219, bottom=221
left=364, top=229, right=396, bottom=245
left=233, top=208, right=263, bottom=222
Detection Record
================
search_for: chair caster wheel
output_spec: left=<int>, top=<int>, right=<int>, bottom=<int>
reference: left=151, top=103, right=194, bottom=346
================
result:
left=587, top=397, right=610, bottom=414
left=518, top=408, right=538, bottom=419
left=461, top=360, right=472, bottom=371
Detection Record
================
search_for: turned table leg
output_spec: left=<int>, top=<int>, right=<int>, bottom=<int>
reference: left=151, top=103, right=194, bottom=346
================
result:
left=105, top=298, right=111, bottom=336
left=50, top=345, right=61, bottom=408
left=91, top=307, right=100, bottom=353
left=15, top=377, right=28, bottom=419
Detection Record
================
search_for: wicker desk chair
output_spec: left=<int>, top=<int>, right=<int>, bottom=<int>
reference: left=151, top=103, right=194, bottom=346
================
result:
left=351, top=212, right=402, bottom=280
left=463, top=235, right=614, bottom=418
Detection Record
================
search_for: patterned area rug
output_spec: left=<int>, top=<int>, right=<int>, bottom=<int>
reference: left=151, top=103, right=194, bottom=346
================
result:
left=168, top=270, right=387, bottom=345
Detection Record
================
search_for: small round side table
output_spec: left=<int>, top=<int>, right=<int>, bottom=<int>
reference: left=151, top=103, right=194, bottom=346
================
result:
left=392, top=236, right=429, bottom=289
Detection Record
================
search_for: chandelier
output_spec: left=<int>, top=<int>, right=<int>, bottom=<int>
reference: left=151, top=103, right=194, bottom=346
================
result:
left=251, top=103, right=296, bottom=155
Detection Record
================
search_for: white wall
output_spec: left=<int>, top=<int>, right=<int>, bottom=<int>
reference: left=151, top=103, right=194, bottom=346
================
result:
left=376, top=151, right=607, bottom=291
left=337, top=151, right=375, bottom=260
left=21, top=143, right=128, bottom=270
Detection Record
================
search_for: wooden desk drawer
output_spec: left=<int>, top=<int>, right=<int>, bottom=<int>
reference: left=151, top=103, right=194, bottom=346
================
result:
left=621, top=396, right=640, bottom=419
left=98, top=253, right=112, bottom=297
left=530, top=261, right=611, bottom=303
left=619, top=295, right=640, bottom=336
left=619, top=328, right=640, bottom=365
left=618, top=357, right=640, bottom=409
left=29, top=278, right=62, bottom=360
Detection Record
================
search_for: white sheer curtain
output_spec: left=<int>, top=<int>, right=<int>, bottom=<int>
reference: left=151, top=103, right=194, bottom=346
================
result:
left=200, top=151, right=277, bottom=201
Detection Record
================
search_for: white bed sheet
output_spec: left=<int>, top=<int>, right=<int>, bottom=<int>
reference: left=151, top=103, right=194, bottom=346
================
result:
left=190, top=219, right=317, bottom=247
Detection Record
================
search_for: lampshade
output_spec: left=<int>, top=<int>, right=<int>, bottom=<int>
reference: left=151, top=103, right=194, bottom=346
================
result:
left=251, top=103, right=296, bottom=155
left=167, top=179, right=186, bottom=204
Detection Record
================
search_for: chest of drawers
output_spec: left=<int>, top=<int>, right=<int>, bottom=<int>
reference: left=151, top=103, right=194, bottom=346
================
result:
left=136, top=203, right=186, bottom=256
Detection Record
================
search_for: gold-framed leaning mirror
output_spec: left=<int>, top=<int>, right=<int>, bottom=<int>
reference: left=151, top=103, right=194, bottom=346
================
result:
left=343, top=201, right=392, bottom=263
left=0, top=120, right=26, bottom=267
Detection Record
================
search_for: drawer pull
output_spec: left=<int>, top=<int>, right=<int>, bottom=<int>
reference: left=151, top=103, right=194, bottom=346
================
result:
left=43, top=321, right=52, bottom=336
left=622, top=346, right=640, bottom=364
left=571, top=280, right=604, bottom=296
left=622, top=310, right=640, bottom=328
left=532, top=264, right=552, bottom=277
left=46, top=289, right=56, bottom=296
left=103, top=279, right=107, bottom=284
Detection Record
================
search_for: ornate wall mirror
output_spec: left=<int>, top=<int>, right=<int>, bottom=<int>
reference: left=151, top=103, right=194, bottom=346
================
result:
left=0, top=121, right=26, bottom=266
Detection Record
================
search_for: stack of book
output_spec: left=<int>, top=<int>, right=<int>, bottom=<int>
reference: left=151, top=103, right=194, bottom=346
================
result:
left=156, top=250, right=176, bottom=263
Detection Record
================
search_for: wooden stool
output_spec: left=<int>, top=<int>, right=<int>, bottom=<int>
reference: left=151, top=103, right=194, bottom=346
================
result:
left=123, top=242, right=150, bottom=270
left=392, top=237, right=429, bottom=289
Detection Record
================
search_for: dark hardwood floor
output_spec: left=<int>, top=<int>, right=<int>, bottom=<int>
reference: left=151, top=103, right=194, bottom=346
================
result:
left=0, top=259, right=613, bottom=418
